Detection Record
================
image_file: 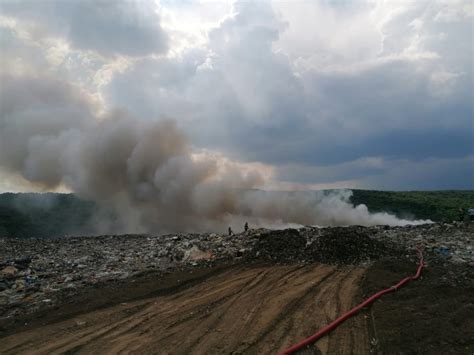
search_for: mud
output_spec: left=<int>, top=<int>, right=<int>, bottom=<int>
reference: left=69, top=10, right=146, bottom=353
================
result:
left=0, top=263, right=369, bottom=354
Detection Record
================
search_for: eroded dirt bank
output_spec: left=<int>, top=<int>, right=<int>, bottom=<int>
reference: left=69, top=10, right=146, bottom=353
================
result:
left=0, top=264, right=369, bottom=354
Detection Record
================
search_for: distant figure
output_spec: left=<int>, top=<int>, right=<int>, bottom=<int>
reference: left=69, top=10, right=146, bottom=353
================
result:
left=244, top=222, right=249, bottom=232
left=228, top=226, right=233, bottom=236
left=468, top=208, right=474, bottom=222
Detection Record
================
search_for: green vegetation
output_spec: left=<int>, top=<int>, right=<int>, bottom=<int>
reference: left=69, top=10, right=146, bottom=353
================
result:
left=350, top=190, right=474, bottom=222
left=0, top=193, right=97, bottom=237
left=0, top=190, right=473, bottom=237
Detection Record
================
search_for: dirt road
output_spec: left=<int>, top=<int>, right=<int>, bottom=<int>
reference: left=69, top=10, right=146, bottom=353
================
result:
left=0, top=264, right=369, bottom=354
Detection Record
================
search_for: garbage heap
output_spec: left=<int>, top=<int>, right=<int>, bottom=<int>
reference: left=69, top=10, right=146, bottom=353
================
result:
left=252, top=227, right=397, bottom=264
left=1, top=222, right=473, bottom=322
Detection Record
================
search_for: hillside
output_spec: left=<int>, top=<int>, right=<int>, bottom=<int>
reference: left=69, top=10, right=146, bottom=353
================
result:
left=0, top=193, right=97, bottom=237
left=350, top=189, right=474, bottom=223
left=0, top=190, right=473, bottom=237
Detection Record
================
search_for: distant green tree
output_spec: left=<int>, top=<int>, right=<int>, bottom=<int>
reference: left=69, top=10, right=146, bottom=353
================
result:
left=350, top=190, right=474, bottom=222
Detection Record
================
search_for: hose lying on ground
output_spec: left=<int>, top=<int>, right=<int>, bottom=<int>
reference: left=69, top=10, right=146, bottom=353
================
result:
left=279, top=248, right=426, bottom=355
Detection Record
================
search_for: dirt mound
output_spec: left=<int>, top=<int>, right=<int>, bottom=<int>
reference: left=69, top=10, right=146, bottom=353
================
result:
left=308, top=228, right=393, bottom=264
left=253, top=229, right=307, bottom=262
left=253, top=227, right=395, bottom=265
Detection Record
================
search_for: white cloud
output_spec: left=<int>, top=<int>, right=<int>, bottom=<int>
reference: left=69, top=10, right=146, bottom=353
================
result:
left=157, top=0, right=234, bottom=55
left=1, top=0, right=168, bottom=57
left=273, top=1, right=382, bottom=72
left=429, top=71, right=462, bottom=97
left=1, top=0, right=472, bottom=191
left=434, top=1, right=473, bottom=23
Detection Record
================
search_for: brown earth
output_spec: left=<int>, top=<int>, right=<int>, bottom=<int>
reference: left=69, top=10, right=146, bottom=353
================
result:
left=1, top=258, right=473, bottom=355
left=0, top=263, right=370, bottom=354
left=361, top=259, right=474, bottom=354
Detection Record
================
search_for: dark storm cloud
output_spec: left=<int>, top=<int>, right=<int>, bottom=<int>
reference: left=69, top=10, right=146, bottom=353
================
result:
left=106, top=0, right=308, bottom=155
left=107, top=47, right=472, bottom=166
left=361, top=156, right=474, bottom=191
left=1, top=74, right=430, bottom=232
left=1, top=0, right=472, bottom=191
left=104, top=0, right=472, bottom=191
left=276, top=155, right=474, bottom=191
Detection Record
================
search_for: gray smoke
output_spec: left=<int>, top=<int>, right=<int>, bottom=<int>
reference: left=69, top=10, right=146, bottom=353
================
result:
left=0, top=75, right=430, bottom=233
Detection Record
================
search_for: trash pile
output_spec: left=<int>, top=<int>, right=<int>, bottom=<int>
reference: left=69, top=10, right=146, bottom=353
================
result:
left=0, top=222, right=473, bottom=321
left=0, top=257, right=39, bottom=308
left=253, top=229, right=307, bottom=262
left=306, top=227, right=397, bottom=265
left=252, top=227, right=397, bottom=265
left=373, top=222, right=474, bottom=265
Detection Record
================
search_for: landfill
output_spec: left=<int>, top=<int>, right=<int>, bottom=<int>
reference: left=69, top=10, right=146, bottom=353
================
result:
left=0, top=222, right=472, bottom=322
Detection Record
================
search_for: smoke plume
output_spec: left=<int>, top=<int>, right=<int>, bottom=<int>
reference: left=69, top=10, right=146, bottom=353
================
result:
left=0, top=75, right=430, bottom=233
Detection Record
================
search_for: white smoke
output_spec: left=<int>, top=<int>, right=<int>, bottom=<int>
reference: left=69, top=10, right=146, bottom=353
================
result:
left=0, top=75, right=431, bottom=233
left=233, top=189, right=431, bottom=229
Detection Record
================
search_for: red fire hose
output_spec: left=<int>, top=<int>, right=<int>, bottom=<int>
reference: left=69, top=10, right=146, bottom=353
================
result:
left=279, top=248, right=426, bottom=355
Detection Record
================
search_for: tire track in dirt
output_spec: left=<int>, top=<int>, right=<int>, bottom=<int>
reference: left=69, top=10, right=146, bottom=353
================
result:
left=326, top=267, right=369, bottom=355
left=111, top=268, right=270, bottom=342
left=0, top=264, right=369, bottom=354
left=273, top=267, right=358, bottom=354
left=239, top=267, right=339, bottom=354
left=45, top=268, right=271, bottom=354
left=182, top=265, right=311, bottom=352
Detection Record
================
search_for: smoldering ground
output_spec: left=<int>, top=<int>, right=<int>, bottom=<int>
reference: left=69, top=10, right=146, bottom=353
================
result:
left=0, top=75, right=430, bottom=234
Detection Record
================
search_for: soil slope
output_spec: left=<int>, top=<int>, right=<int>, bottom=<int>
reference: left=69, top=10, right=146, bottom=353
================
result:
left=0, top=264, right=369, bottom=354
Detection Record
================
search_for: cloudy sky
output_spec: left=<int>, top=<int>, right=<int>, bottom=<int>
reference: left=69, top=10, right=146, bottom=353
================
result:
left=0, top=0, right=473, bottom=192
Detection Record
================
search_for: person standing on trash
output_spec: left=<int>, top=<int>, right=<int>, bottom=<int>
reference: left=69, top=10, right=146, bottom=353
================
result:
left=244, top=222, right=249, bottom=232
left=228, top=226, right=233, bottom=236
left=468, top=208, right=474, bottom=222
